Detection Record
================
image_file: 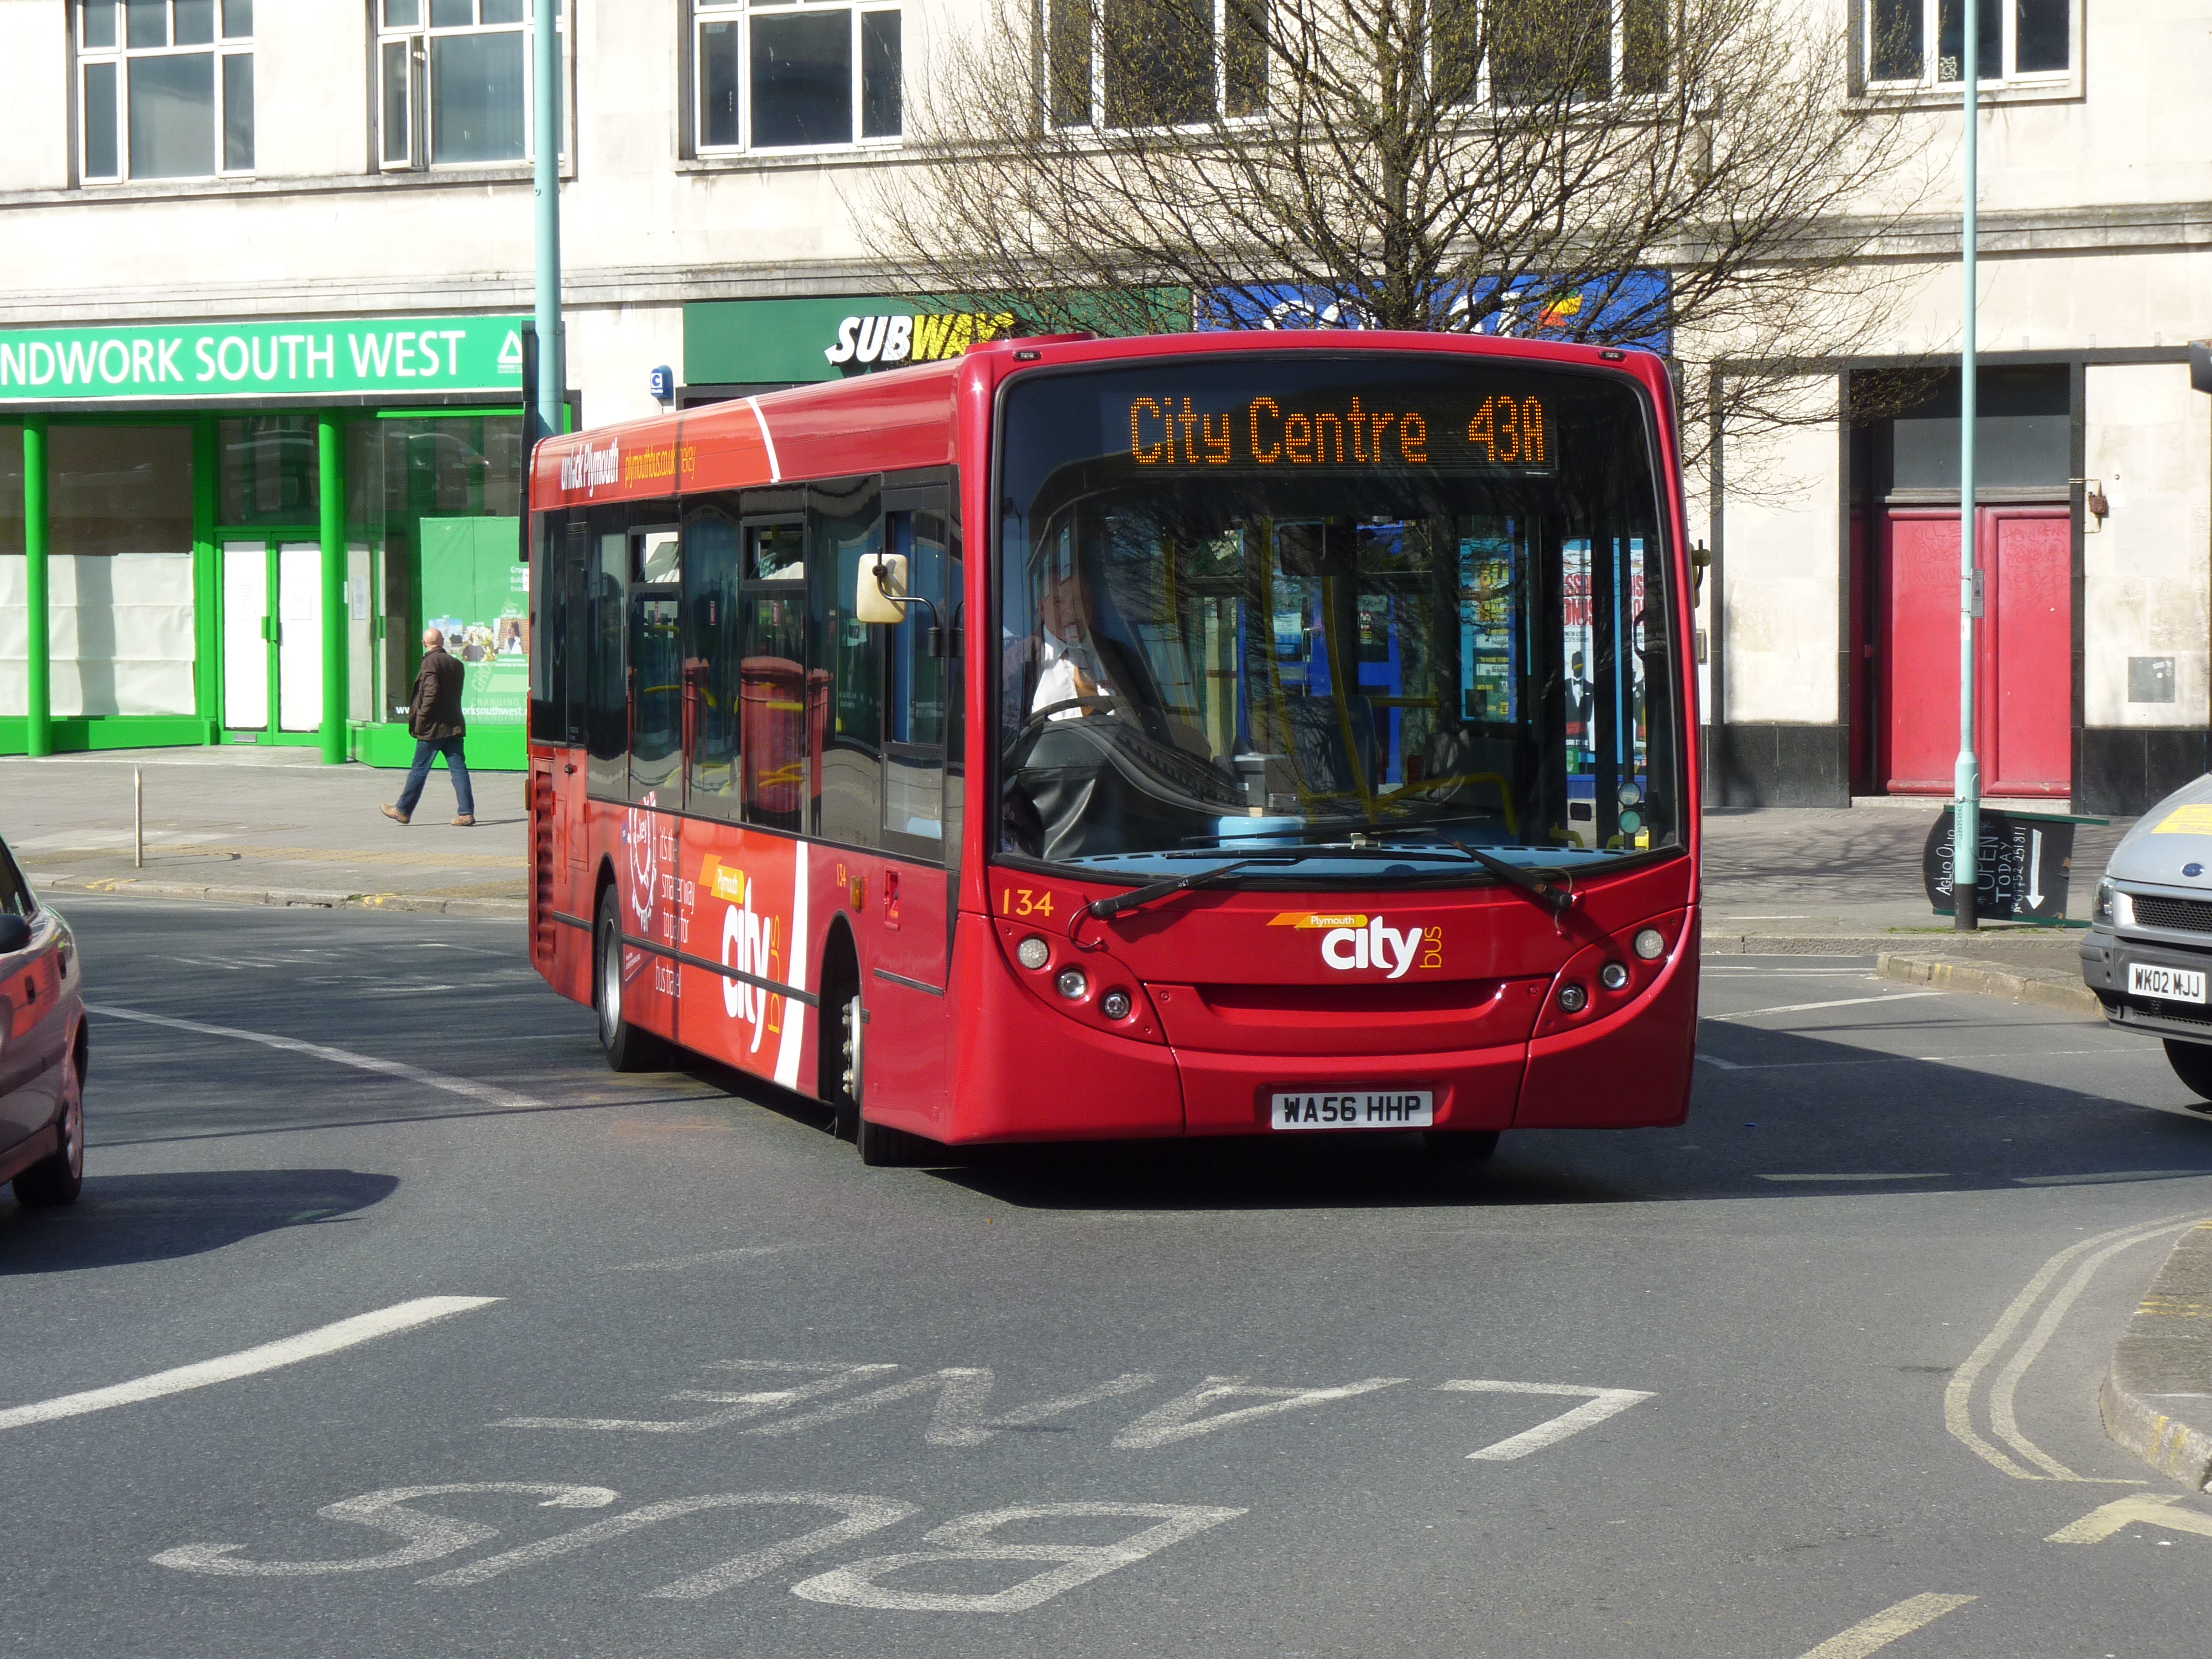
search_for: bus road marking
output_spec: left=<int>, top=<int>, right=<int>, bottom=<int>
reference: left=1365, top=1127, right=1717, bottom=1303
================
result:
left=1434, top=1380, right=1654, bottom=1459
left=88, top=1003, right=541, bottom=1110
left=1712, top=993, right=1943, bottom=1021
left=0, top=1297, right=500, bottom=1434
left=610, top=1245, right=798, bottom=1272
left=2046, top=1493, right=2212, bottom=1544
left=1794, top=1593, right=1976, bottom=1658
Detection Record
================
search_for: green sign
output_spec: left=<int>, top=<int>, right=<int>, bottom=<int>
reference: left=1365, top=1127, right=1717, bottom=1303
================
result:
left=684, top=291, right=1190, bottom=386
left=0, top=314, right=526, bottom=403
left=421, top=517, right=529, bottom=727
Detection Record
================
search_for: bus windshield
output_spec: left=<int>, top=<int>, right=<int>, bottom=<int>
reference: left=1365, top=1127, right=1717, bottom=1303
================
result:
left=995, top=353, right=1683, bottom=880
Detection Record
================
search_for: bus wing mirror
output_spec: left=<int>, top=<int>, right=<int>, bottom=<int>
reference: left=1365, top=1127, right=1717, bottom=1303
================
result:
left=854, top=554, right=909, bottom=625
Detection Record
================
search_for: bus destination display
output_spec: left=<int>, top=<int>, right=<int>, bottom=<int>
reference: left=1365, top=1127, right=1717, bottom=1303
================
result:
left=1127, top=390, right=1550, bottom=472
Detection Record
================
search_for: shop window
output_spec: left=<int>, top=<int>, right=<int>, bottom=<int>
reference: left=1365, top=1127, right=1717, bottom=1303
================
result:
left=1867, top=0, right=2072, bottom=88
left=219, top=415, right=318, bottom=525
left=378, top=0, right=566, bottom=170
left=693, top=0, right=901, bottom=154
left=1884, top=366, right=2070, bottom=494
left=78, top=0, right=255, bottom=183
left=0, top=429, right=23, bottom=556
left=45, top=426, right=197, bottom=718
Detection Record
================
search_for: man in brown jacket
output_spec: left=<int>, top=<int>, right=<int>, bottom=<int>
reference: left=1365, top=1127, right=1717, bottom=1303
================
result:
left=382, top=628, right=476, bottom=826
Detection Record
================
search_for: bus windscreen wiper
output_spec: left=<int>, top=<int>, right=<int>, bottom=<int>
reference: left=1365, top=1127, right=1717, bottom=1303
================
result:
left=1087, top=856, right=1301, bottom=920
left=1413, top=828, right=1577, bottom=915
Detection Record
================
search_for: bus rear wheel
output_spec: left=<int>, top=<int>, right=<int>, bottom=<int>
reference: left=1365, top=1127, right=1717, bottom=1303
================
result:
left=594, top=890, right=663, bottom=1073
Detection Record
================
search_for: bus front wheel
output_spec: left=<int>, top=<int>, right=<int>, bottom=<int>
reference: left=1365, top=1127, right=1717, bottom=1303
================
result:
left=594, top=891, right=663, bottom=1073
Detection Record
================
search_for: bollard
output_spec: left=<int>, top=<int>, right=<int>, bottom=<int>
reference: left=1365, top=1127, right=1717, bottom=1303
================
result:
left=134, top=765, right=143, bottom=869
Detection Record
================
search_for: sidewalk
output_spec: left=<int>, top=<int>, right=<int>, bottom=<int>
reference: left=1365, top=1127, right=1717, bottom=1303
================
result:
left=1702, top=796, right=2125, bottom=1013
left=0, top=747, right=528, bottom=917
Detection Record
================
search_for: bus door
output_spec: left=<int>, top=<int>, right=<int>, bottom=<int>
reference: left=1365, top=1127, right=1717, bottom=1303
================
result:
left=623, top=516, right=685, bottom=1032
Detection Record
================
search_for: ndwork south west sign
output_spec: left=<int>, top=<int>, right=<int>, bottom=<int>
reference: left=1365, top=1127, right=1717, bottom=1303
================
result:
left=0, top=314, right=527, bottom=403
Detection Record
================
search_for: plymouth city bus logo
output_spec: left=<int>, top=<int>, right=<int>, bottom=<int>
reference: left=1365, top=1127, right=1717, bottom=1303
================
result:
left=1270, top=912, right=1442, bottom=979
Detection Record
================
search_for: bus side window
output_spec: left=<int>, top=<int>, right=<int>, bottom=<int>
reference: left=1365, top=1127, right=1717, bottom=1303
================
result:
left=585, top=507, right=630, bottom=799
left=529, top=513, right=565, bottom=744
left=683, top=497, right=744, bottom=816
left=812, top=475, right=884, bottom=847
left=740, top=518, right=808, bottom=833
left=881, top=503, right=950, bottom=855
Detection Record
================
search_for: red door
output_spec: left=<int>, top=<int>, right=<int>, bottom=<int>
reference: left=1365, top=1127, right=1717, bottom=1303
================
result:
left=1878, top=507, right=2071, bottom=796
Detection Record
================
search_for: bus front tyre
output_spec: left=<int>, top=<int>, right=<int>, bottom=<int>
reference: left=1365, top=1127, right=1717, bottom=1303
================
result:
left=594, top=893, right=663, bottom=1073
left=1423, top=1129, right=1500, bottom=1162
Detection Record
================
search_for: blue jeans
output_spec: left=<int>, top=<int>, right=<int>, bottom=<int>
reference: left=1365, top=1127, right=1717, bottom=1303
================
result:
left=397, top=736, right=475, bottom=818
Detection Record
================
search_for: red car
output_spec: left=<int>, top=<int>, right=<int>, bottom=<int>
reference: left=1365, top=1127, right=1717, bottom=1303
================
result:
left=0, top=838, right=85, bottom=1207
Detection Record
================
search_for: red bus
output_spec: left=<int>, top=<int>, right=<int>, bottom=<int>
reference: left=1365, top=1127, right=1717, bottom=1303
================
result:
left=525, top=330, right=1700, bottom=1164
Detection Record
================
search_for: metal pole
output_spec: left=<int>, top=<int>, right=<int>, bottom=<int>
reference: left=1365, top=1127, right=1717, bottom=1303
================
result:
left=134, top=766, right=143, bottom=869
left=1952, top=14, right=1983, bottom=931
left=532, top=0, right=563, bottom=447
left=23, top=418, right=50, bottom=759
left=317, top=413, right=347, bottom=766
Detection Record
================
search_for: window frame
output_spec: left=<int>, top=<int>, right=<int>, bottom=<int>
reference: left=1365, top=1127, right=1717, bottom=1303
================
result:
left=1859, top=0, right=2082, bottom=101
left=76, top=0, right=256, bottom=186
left=690, top=0, right=905, bottom=160
left=374, top=0, right=571, bottom=174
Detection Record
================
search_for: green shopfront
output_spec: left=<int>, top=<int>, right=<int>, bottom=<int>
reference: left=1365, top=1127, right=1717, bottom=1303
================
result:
left=0, top=313, right=536, bottom=770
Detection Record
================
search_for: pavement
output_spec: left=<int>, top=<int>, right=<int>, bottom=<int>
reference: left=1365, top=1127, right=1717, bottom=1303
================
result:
left=0, top=747, right=530, bottom=916
left=6, top=896, right=2212, bottom=1657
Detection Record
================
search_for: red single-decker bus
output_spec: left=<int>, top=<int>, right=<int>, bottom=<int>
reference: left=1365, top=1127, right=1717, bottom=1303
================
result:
left=526, top=330, right=1700, bottom=1163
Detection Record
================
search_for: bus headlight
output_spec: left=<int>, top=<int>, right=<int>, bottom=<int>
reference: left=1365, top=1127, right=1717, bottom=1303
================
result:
left=1056, top=967, right=1089, bottom=1000
left=1599, top=962, right=1631, bottom=992
left=1557, top=983, right=1588, bottom=1014
left=1100, top=989, right=1133, bottom=1020
left=1633, top=927, right=1666, bottom=961
left=1017, top=935, right=1051, bottom=970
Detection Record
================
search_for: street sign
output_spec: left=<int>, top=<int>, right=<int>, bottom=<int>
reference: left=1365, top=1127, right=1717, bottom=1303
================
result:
left=1922, top=806, right=2096, bottom=921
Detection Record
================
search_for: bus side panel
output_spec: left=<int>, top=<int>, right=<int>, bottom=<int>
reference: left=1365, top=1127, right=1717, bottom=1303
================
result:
left=833, top=848, right=951, bottom=1135
left=942, top=910, right=1185, bottom=1143
left=674, top=825, right=817, bottom=1092
left=1515, top=912, right=1699, bottom=1129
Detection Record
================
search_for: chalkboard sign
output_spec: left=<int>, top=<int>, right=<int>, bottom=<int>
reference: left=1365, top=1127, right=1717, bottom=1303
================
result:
left=1922, top=807, right=2083, bottom=920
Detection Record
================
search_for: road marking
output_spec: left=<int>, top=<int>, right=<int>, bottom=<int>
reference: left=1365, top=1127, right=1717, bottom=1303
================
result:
left=1112, top=1376, right=1403, bottom=1449
left=1694, top=1047, right=2158, bottom=1074
left=610, top=1245, right=796, bottom=1272
left=789, top=1503, right=1245, bottom=1614
left=1713, top=992, right=1943, bottom=1021
left=2047, top=1493, right=2212, bottom=1544
left=154, top=1483, right=614, bottom=1577
left=1796, top=1593, right=1976, bottom=1658
left=1758, top=1173, right=1949, bottom=1183
left=1947, top=1215, right=2199, bottom=1480
left=498, top=1360, right=898, bottom=1434
left=0, top=1297, right=500, bottom=1434
left=749, top=1368, right=1159, bottom=1446
left=2013, top=1171, right=2212, bottom=1186
left=1434, top=1380, right=1654, bottom=1460
left=89, top=1004, right=542, bottom=1110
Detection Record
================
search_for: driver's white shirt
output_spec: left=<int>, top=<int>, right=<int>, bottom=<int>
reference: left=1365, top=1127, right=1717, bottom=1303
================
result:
left=1031, top=624, right=1115, bottom=720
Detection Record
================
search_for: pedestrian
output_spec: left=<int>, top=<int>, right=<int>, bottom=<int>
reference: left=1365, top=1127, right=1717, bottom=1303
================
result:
left=382, top=628, right=476, bottom=827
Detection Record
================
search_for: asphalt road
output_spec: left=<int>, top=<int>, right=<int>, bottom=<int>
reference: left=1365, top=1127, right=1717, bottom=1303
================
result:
left=6, top=898, right=2212, bottom=1658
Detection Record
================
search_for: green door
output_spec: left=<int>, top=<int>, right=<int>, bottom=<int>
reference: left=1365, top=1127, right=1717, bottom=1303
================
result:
left=220, top=531, right=325, bottom=740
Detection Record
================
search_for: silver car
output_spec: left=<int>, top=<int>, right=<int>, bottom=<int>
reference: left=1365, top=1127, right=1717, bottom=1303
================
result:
left=2081, top=775, right=2212, bottom=1106
left=0, top=837, right=85, bottom=1207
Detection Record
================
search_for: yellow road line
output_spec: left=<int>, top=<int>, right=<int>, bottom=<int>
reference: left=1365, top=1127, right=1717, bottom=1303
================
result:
left=1796, top=1594, right=1975, bottom=1658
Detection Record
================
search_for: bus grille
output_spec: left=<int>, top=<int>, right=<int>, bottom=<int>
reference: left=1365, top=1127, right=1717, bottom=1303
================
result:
left=531, top=773, right=555, bottom=965
left=2132, top=895, right=2212, bottom=936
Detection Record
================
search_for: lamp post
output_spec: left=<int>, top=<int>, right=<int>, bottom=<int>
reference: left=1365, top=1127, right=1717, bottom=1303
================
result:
left=532, top=0, right=562, bottom=448
left=1952, top=12, right=1983, bottom=930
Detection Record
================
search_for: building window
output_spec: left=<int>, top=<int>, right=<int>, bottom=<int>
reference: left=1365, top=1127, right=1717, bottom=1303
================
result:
left=79, top=0, right=255, bottom=182
left=1047, top=0, right=1266, bottom=128
left=1868, top=0, right=2072, bottom=88
left=693, top=0, right=902, bottom=154
left=378, top=0, right=565, bottom=170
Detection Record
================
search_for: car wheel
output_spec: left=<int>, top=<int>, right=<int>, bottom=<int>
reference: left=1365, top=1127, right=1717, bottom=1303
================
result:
left=594, top=890, right=662, bottom=1073
left=15, top=1050, right=85, bottom=1207
left=2164, top=1039, right=2212, bottom=1110
left=1423, top=1129, right=1501, bottom=1162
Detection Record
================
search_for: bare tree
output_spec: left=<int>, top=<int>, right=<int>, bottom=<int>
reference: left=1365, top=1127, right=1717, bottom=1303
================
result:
left=859, top=0, right=1936, bottom=465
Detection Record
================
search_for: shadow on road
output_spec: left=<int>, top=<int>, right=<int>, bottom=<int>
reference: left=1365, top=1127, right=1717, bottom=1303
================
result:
left=0, top=1168, right=398, bottom=1274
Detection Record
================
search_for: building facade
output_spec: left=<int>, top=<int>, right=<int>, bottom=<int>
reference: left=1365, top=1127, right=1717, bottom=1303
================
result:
left=0, top=0, right=2205, bottom=807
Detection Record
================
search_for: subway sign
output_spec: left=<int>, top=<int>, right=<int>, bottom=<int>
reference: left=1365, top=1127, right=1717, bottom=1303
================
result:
left=0, top=314, right=527, bottom=402
left=823, top=309, right=1017, bottom=369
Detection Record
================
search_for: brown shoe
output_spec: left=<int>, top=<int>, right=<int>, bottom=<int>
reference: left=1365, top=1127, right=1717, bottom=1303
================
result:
left=451, top=814, right=475, bottom=827
left=381, top=804, right=410, bottom=825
